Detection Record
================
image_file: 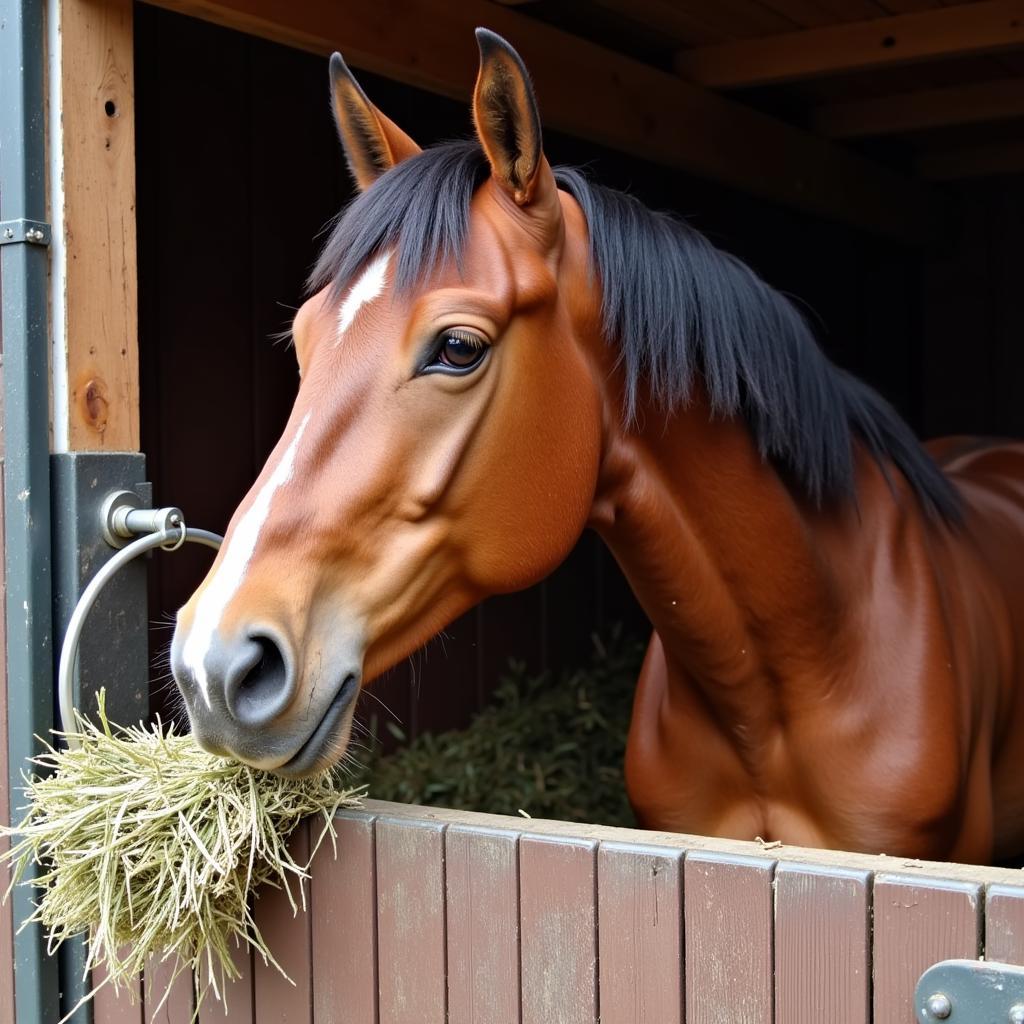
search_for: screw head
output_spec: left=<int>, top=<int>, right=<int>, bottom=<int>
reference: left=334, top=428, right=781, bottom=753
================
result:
left=926, top=992, right=952, bottom=1020
left=1009, top=1004, right=1024, bottom=1024
left=2, top=228, right=13, bottom=239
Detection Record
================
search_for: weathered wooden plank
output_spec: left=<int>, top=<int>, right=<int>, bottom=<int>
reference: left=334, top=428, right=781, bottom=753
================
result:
left=683, top=852, right=774, bottom=1024
left=144, top=955, right=194, bottom=1024
left=519, top=834, right=598, bottom=1024
left=597, top=841, right=684, bottom=1024
left=775, top=863, right=871, bottom=1024
left=198, top=939, right=254, bottom=1024
left=872, top=875, right=982, bottom=1024
left=92, top=959, right=143, bottom=1024
left=376, top=817, right=447, bottom=1024
left=675, top=0, right=1024, bottom=87
left=986, top=884, right=1024, bottom=964
left=58, top=0, right=140, bottom=450
left=144, top=0, right=938, bottom=242
left=253, top=821, right=312, bottom=1024
left=445, top=825, right=520, bottom=1024
left=310, top=813, right=378, bottom=1024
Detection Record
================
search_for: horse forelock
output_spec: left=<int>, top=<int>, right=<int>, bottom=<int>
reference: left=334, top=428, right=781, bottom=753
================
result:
left=309, top=140, right=960, bottom=523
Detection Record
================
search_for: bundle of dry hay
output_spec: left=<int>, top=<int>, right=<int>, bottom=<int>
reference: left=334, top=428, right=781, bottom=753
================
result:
left=2, top=692, right=362, bottom=1020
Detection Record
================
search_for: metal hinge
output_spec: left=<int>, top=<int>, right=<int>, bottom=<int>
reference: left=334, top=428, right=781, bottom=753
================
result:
left=916, top=959, right=1024, bottom=1023
left=0, top=218, right=51, bottom=246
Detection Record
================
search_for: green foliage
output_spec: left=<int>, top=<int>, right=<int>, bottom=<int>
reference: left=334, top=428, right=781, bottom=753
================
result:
left=353, top=629, right=643, bottom=828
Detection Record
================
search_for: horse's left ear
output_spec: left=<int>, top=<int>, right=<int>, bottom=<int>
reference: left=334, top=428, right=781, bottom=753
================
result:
left=330, top=52, right=422, bottom=191
left=472, top=29, right=549, bottom=207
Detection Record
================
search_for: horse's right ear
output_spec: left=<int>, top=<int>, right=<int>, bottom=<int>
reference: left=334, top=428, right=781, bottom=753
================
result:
left=330, top=53, right=422, bottom=191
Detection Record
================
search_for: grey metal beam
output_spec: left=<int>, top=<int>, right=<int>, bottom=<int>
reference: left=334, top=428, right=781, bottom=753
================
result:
left=0, top=0, right=61, bottom=1019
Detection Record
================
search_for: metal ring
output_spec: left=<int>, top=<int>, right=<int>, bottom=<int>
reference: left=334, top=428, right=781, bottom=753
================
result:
left=58, top=526, right=223, bottom=748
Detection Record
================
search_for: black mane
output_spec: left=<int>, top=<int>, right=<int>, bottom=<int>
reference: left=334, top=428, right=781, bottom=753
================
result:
left=310, top=140, right=959, bottom=521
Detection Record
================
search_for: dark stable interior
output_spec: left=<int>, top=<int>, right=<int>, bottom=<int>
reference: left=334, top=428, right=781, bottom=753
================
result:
left=134, top=5, right=1024, bottom=746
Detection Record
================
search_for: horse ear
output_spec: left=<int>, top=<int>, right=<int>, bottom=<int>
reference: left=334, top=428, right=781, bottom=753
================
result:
left=330, top=53, right=422, bottom=191
left=472, top=29, right=545, bottom=206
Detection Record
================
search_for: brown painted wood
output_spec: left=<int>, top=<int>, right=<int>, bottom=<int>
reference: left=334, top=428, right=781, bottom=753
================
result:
left=253, top=821, right=312, bottom=1024
left=985, top=884, right=1024, bottom=964
left=519, top=834, right=598, bottom=1024
left=59, top=0, right=140, bottom=450
left=143, top=0, right=938, bottom=241
left=92, top=958, right=144, bottom=1024
left=683, top=852, right=774, bottom=1024
left=675, top=0, right=1024, bottom=87
left=917, top=141, right=1024, bottom=181
left=376, top=817, right=447, bottom=1024
left=597, top=841, right=684, bottom=1024
left=0, top=471, right=13, bottom=1024
left=774, top=863, right=871, bottom=1024
left=310, top=812, right=378, bottom=1024
left=445, top=825, right=520, bottom=1024
left=872, top=874, right=982, bottom=1024
left=144, top=955, right=194, bottom=1024
left=198, top=938, right=254, bottom=1024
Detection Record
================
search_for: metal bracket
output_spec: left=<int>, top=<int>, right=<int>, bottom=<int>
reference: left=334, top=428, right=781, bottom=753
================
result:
left=916, top=959, right=1024, bottom=1023
left=0, top=217, right=51, bottom=246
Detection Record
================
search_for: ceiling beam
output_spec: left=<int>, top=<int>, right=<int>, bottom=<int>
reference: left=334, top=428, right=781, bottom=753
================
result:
left=918, top=140, right=1024, bottom=180
left=142, top=0, right=939, bottom=242
left=675, top=0, right=1024, bottom=88
left=813, top=77, right=1024, bottom=139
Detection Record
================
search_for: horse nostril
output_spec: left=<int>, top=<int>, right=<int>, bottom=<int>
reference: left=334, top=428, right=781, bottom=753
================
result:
left=225, top=633, right=293, bottom=725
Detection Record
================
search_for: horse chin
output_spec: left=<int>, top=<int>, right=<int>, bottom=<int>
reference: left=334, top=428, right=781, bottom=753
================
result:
left=268, top=680, right=359, bottom=779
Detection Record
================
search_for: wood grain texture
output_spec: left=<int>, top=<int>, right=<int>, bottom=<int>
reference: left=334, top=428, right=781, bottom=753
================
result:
left=197, top=939, right=254, bottom=1024
left=683, top=852, right=774, bottom=1024
left=144, top=955, right=194, bottom=1024
left=376, top=817, right=447, bottom=1024
left=253, top=821, right=312, bottom=1024
left=872, top=874, right=982, bottom=1024
left=597, top=842, right=684, bottom=1024
left=519, top=834, right=598, bottom=1024
left=310, top=812, right=378, bottom=1024
left=985, top=884, right=1024, bottom=964
left=445, top=825, right=520, bottom=1024
left=774, top=864, right=871, bottom=1024
left=142, top=0, right=938, bottom=241
left=59, top=0, right=140, bottom=450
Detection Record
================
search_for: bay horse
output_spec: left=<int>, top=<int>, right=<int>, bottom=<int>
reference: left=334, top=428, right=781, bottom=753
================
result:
left=171, top=29, right=1024, bottom=864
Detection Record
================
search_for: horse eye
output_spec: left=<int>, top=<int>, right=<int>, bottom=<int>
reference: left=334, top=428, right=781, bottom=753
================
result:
left=424, top=330, right=489, bottom=375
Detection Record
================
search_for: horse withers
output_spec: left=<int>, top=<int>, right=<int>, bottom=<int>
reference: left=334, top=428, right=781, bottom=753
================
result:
left=171, top=30, right=1024, bottom=864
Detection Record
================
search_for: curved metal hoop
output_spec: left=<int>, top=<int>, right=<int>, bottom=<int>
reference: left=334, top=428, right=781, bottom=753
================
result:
left=58, top=526, right=223, bottom=748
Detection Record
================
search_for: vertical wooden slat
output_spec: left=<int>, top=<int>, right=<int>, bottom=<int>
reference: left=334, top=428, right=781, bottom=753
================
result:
left=445, top=825, right=520, bottom=1024
left=59, top=0, right=140, bottom=450
left=376, top=818, right=447, bottom=1024
left=597, top=842, right=684, bottom=1024
left=519, top=835, right=598, bottom=1024
left=986, top=884, right=1024, bottom=964
left=872, top=875, right=982, bottom=1024
left=684, top=853, right=775, bottom=1024
left=144, top=955, right=194, bottom=1024
left=92, top=959, right=143, bottom=1024
left=253, top=821, right=312, bottom=1024
left=198, top=939, right=254, bottom=1024
left=775, top=864, right=871, bottom=1024
left=310, top=813, right=378, bottom=1024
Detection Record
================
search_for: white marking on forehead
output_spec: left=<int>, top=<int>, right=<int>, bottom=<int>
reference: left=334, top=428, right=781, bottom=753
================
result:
left=336, top=250, right=391, bottom=344
left=182, top=413, right=312, bottom=706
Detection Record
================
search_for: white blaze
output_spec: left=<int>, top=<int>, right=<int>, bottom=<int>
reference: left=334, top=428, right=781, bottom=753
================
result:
left=183, top=413, right=311, bottom=705
left=336, top=251, right=391, bottom=342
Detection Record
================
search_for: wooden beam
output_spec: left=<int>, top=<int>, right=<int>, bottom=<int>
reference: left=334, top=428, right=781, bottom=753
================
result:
left=58, top=0, right=140, bottom=450
left=813, top=77, right=1024, bottom=139
left=675, top=0, right=1024, bottom=88
left=918, top=140, right=1024, bottom=179
left=142, top=0, right=940, bottom=242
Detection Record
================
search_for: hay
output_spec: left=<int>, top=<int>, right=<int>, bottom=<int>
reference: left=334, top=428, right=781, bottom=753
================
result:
left=1, top=692, right=363, bottom=1020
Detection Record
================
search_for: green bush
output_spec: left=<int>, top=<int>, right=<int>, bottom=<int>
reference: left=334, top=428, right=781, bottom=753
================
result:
left=351, top=629, right=644, bottom=828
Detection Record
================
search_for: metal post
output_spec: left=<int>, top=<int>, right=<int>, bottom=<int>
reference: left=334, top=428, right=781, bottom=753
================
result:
left=0, top=0, right=61, bottom=1019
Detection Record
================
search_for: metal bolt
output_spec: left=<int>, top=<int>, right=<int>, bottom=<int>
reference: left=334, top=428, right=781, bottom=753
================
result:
left=1009, top=1004, right=1024, bottom=1024
left=25, top=228, right=43, bottom=242
left=926, top=992, right=953, bottom=1020
left=2, top=227, right=12, bottom=239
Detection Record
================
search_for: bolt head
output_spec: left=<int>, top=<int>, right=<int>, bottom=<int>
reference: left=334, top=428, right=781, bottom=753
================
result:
left=926, top=992, right=952, bottom=1020
left=2, top=228, right=13, bottom=239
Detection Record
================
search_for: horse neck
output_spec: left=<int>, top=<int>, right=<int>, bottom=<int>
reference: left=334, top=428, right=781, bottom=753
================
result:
left=589, top=390, right=855, bottom=733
